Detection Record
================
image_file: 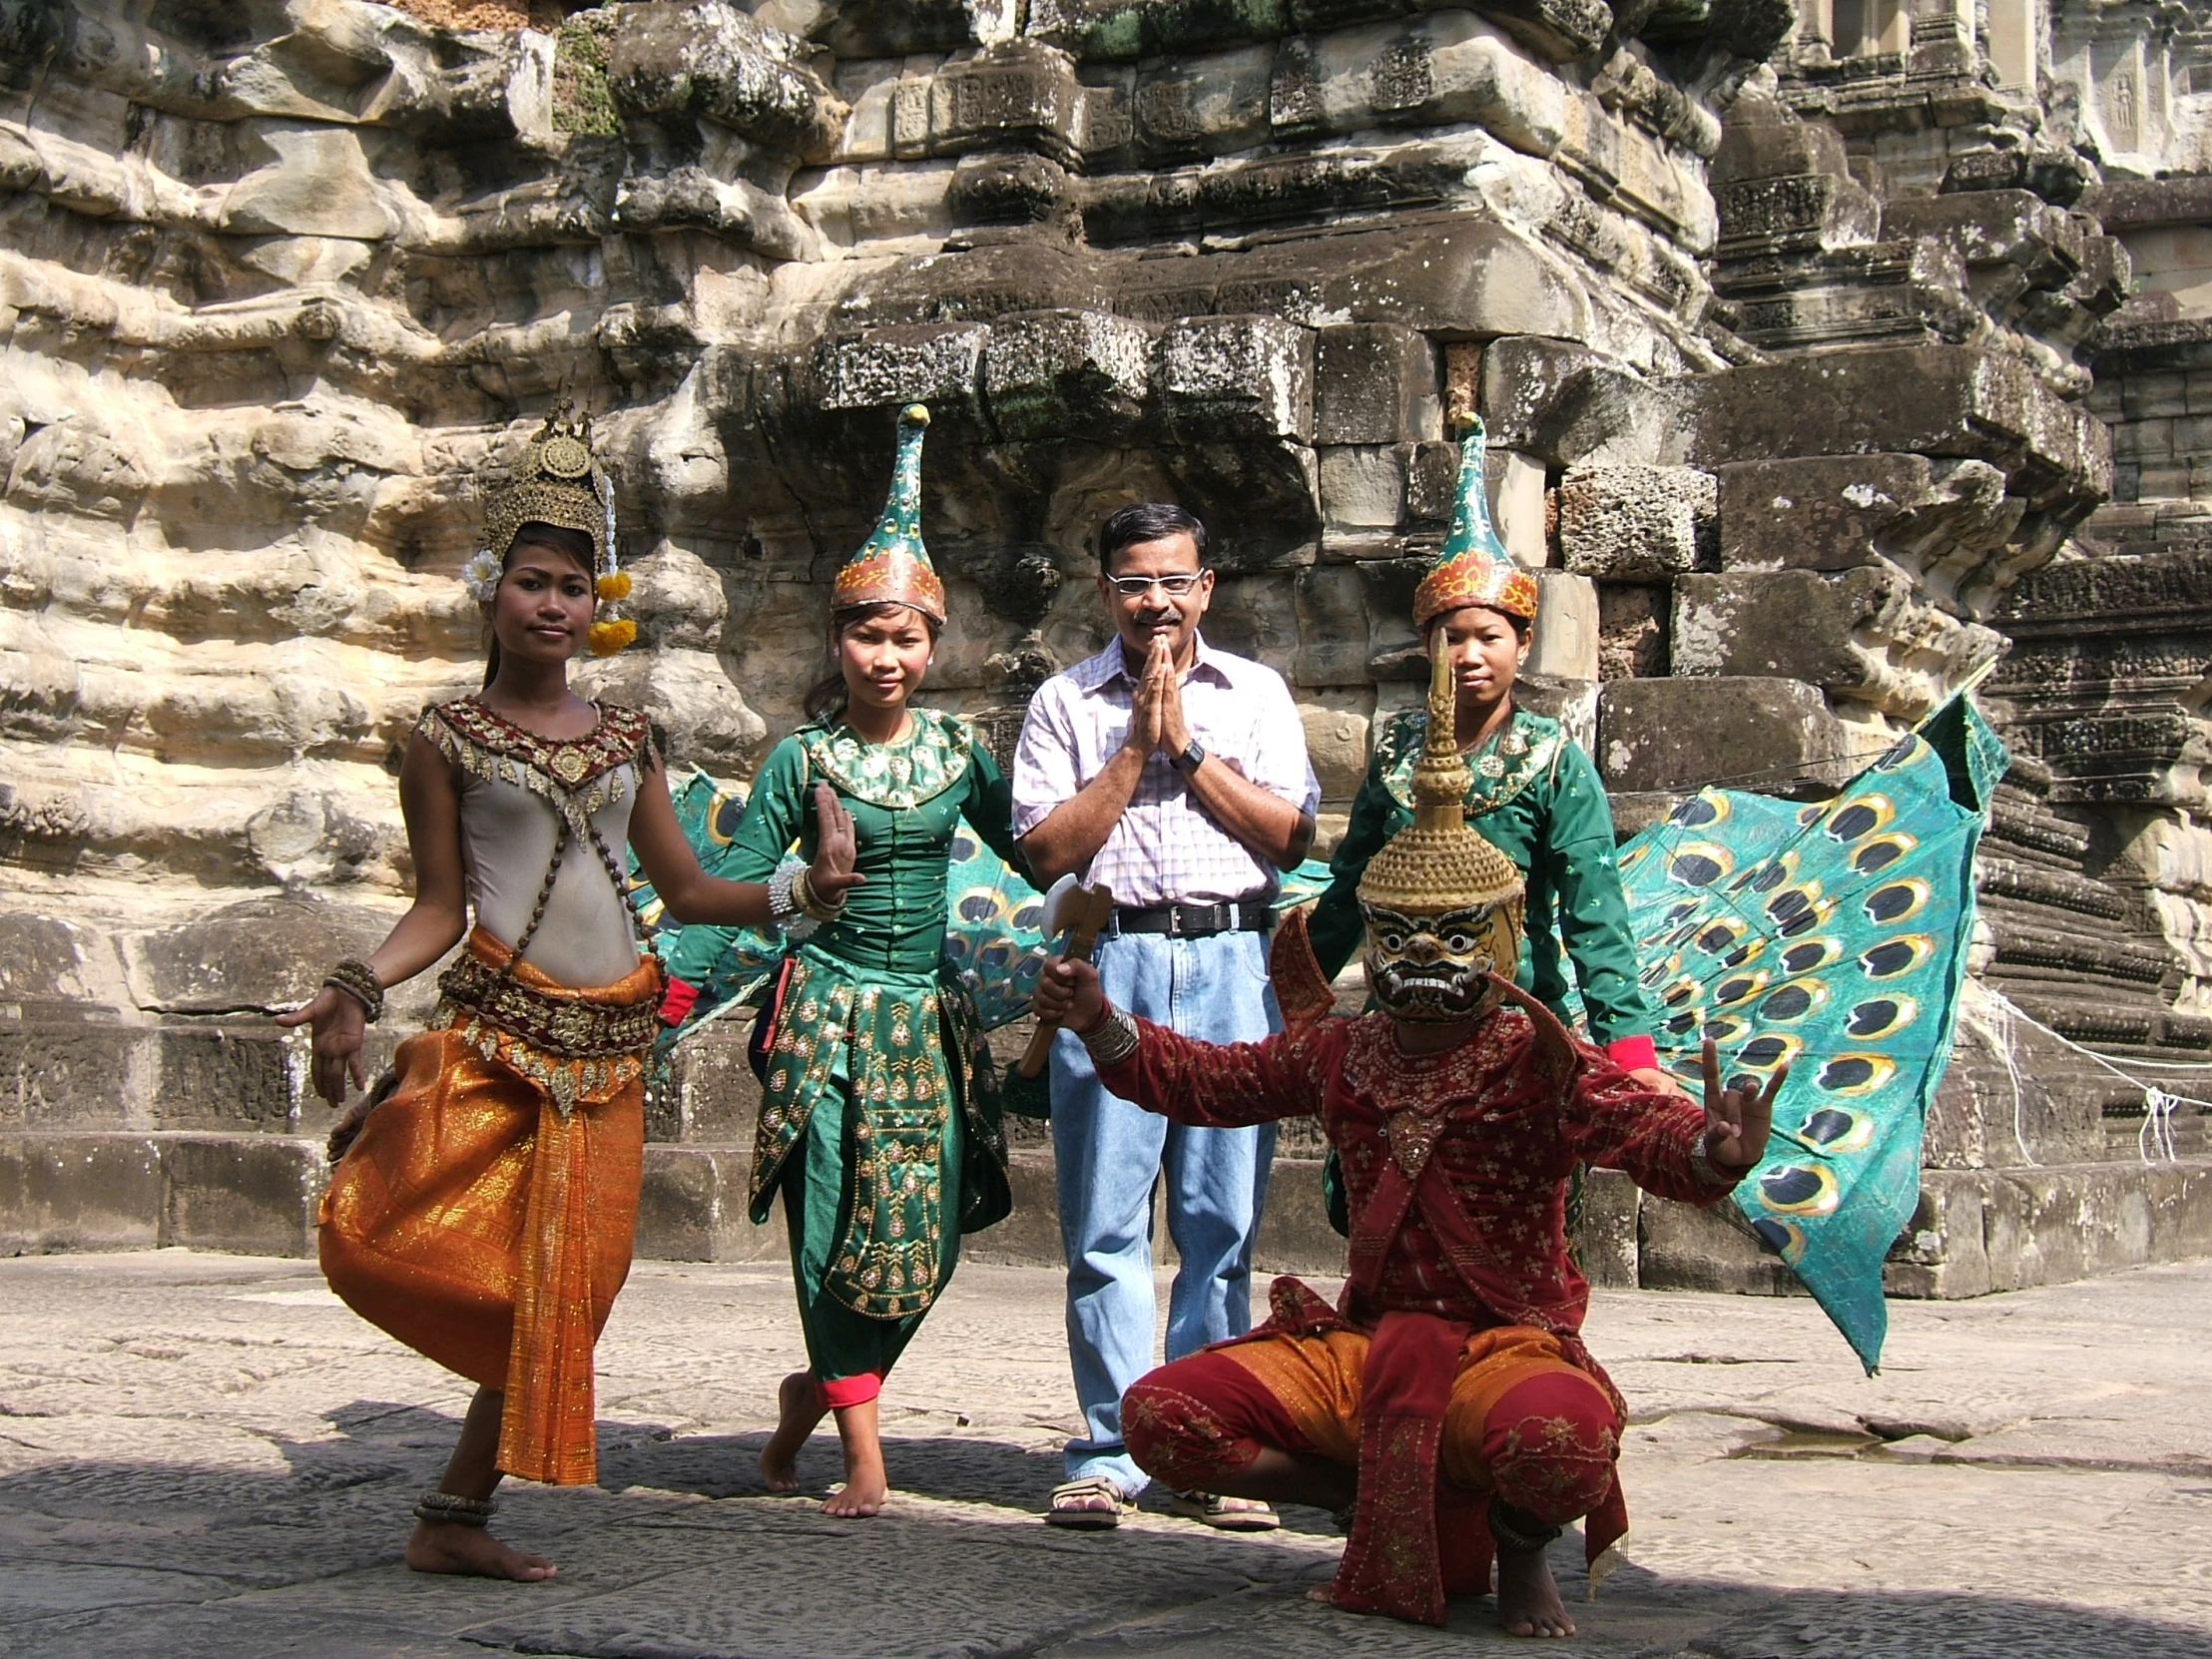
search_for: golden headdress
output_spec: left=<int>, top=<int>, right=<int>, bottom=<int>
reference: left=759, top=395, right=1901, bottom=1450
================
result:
left=1356, top=632, right=1526, bottom=1021
left=832, top=403, right=946, bottom=624
left=1411, top=415, right=1538, bottom=632
left=468, top=402, right=634, bottom=656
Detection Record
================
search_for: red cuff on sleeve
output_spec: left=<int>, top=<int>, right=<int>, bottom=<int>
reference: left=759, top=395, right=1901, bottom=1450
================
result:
left=1605, top=1034, right=1659, bottom=1073
left=659, top=976, right=701, bottom=1027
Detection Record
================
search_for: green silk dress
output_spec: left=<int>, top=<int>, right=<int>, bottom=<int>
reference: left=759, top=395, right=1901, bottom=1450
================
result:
left=1309, top=705, right=1661, bottom=1063
left=722, top=709, right=1021, bottom=1395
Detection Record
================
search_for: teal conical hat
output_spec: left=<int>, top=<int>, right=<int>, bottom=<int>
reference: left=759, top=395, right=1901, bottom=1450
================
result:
left=832, top=404, right=945, bottom=622
left=1413, top=415, right=1537, bottom=630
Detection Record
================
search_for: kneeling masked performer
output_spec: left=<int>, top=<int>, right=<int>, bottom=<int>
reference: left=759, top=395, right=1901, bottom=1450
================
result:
left=1029, top=640, right=1785, bottom=1636
left=286, top=408, right=858, bottom=1581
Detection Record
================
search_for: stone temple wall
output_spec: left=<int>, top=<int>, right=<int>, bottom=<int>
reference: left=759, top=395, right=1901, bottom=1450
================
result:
left=1, top=0, right=2208, bottom=1291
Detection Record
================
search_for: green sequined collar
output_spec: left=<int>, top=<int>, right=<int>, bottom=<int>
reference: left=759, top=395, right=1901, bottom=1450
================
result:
left=800, top=708, right=973, bottom=809
left=1375, top=706, right=1560, bottom=819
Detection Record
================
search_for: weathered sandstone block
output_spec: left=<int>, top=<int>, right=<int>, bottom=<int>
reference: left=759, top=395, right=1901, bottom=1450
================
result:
left=1314, top=323, right=1438, bottom=446
left=1525, top=570, right=1598, bottom=683
left=1596, top=675, right=1850, bottom=796
left=1156, top=314, right=1315, bottom=442
left=607, top=0, right=848, bottom=159
left=1558, top=463, right=1717, bottom=579
left=1674, top=567, right=2006, bottom=720
left=982, top=309, right=1153, bottom=439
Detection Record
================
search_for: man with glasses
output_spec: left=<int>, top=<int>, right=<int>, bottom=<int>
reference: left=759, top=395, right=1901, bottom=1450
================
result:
left=1012, top=503, right=1320, bottom=1531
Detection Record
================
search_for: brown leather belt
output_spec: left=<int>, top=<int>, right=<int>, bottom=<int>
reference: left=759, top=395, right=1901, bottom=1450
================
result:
left=1108, top=900, right=1272, bottom=938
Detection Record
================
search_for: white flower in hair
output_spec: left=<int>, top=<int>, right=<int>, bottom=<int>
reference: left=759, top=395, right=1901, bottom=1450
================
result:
left=460, top=549, right=502, bottom=604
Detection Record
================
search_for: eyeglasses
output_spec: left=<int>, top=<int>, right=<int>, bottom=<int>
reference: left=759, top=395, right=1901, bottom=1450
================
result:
left=1105, top=573, right=1206, bottom=597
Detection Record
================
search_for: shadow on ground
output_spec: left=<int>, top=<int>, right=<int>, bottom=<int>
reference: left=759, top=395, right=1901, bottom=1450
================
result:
left=5, top=1402, right=2210, bottom=1658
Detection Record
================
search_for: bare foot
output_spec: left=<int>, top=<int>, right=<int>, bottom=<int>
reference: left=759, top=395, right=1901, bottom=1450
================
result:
left=1495, top=1544, right=1575, bottom=1638
left=405, top=1519, right=557, bottom=1582
left=823, top=1396, right=887, bottom=1517
left=760, top=1371, right=826, bottom=1494
left=823, top=1473, right=888, bottom=1517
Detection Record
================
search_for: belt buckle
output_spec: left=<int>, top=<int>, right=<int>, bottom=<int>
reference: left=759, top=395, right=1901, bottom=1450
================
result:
left=1166, top=905, right=1184, bottom=937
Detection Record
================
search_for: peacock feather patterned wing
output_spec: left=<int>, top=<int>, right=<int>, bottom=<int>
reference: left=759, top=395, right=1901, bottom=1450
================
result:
left=940, top=826, right=1052, bottom=1031
left=1610, top=698, right=2006, bottom=1374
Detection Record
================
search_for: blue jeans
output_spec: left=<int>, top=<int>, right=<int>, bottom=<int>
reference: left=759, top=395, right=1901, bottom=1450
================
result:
left=1051, top=926, right=1279, bottom=1494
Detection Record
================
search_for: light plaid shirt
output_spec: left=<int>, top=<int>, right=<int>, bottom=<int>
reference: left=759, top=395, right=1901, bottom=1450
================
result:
left=1011, top=634, right=1320, bottom=907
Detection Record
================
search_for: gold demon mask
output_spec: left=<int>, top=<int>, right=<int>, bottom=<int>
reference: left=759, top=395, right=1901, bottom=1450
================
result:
left=1355, top=629, right=1527, bottom=1023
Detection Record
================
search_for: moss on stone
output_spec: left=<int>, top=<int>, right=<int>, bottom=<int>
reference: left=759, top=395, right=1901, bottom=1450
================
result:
left=552, top=10, right=620, bottom=137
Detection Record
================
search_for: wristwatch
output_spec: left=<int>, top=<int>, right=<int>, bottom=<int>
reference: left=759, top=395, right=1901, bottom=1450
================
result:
left=1171, top=740, right=1206, bottom=775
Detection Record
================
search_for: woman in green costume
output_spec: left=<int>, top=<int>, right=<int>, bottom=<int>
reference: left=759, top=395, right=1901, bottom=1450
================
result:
left=1308, top=418, right=1669, bottom=1090
left=729, top=406, right=1020, bottom=1516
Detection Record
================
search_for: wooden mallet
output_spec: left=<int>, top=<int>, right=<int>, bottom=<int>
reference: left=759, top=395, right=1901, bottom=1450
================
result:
left=1018, top=873, right=1117, bottom=1078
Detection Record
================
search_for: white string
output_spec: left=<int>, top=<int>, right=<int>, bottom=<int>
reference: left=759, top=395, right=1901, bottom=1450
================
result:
left=2141, top=1088, right=2182, bottom=1165
left=1965, top=988, right=2037, bottom=1167
left=1979, top=988, right=2212, bottom=1167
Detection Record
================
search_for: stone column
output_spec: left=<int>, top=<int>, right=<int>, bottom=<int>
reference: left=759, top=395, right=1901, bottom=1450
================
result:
left=1986, top=0, right=2039, bottom=90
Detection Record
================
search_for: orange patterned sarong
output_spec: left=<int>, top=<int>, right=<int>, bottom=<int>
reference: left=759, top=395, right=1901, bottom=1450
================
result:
left=1218, top=1322, right=1598, bottom=1486
left=318, top=930, right=660, bottom=1485
left=1125, top=1302, right=1626, bottom=1624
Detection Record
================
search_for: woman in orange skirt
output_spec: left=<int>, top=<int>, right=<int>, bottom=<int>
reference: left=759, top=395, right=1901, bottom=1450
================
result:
left=282, top=407, right=860, bottom=1581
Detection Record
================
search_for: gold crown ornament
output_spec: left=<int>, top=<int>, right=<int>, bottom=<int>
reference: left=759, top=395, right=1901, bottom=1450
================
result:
left=465, top=402, right=635, bottom=656
left=831, top=404, right=946, bottom=624
left=1355, top=630, right=1527, bottom=1022
left=1411, top=414, right=1538, bottom=633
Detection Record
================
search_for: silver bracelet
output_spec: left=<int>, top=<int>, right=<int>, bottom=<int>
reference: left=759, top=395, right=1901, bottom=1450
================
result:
left=768, top=861, right=821, bottom=940
left=1078, top=1005, right=1139, bottom=1066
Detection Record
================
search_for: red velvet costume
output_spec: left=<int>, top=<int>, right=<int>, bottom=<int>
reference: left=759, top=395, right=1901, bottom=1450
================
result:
left=1096, top=974, right=1745, bottom=1625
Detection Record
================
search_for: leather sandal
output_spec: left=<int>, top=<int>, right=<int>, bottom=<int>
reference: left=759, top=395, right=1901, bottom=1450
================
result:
left=1045, top=1475, right=1131, bottom=1529
left=1164, top=1490, right=1282, bottom=1532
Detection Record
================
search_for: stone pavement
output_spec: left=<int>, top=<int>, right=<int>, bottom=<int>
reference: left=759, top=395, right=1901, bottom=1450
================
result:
left=3, top=1252, right=2210, bottom=1659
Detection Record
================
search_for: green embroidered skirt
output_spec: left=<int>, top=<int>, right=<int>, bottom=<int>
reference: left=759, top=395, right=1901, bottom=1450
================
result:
left=749, top=942, right=1010, bottom=1387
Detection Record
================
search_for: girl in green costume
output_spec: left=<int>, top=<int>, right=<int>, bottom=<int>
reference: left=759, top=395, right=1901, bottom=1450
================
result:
left=1309, top=419, right=1668, bottom=1089
left=732, top=407, right=1021, bottom=1515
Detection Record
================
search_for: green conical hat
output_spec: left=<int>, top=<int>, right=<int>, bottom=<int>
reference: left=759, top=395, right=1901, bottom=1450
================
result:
left=832, top=404, right=945, bottom=622
left=1412, top=415, right=1537, bottom=630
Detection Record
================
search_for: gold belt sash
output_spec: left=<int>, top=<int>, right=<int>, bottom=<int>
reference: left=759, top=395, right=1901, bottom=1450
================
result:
left=435, top=929, right=665, bottom=1116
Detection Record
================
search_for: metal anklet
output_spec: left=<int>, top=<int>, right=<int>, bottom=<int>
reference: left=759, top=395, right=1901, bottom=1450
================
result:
left=323, top=958, right=384, bottom=1023
left=1077, top=1006, right=1139, bottom=1066
left=414, top=1489, right=497, bottom=1527
left=1488, top=1495, right=1563, bottom=1555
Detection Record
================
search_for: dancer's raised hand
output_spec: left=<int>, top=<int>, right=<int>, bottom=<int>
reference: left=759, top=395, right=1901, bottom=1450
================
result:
left=809, top=781, right=866, bottom=901
left=1700, top=1037, right=1784, bottom=1171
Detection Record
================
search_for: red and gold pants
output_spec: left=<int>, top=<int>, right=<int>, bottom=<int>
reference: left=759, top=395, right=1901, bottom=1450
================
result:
left=1124, top=1324, right=1619, bottom=1593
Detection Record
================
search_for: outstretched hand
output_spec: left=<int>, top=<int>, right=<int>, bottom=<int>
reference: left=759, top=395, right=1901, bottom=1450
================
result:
left=809, top=782, right=865, bottom=901
left=1700, top=1037, right=1784, bottom=1171
left=276, top=986, right=367, bottom=1106
left=1032, top=957, right=1107, bottom=1035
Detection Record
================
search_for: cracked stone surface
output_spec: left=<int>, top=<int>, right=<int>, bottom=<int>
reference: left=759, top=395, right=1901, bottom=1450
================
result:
left=2, top=1251, right=2210, bottom=1658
